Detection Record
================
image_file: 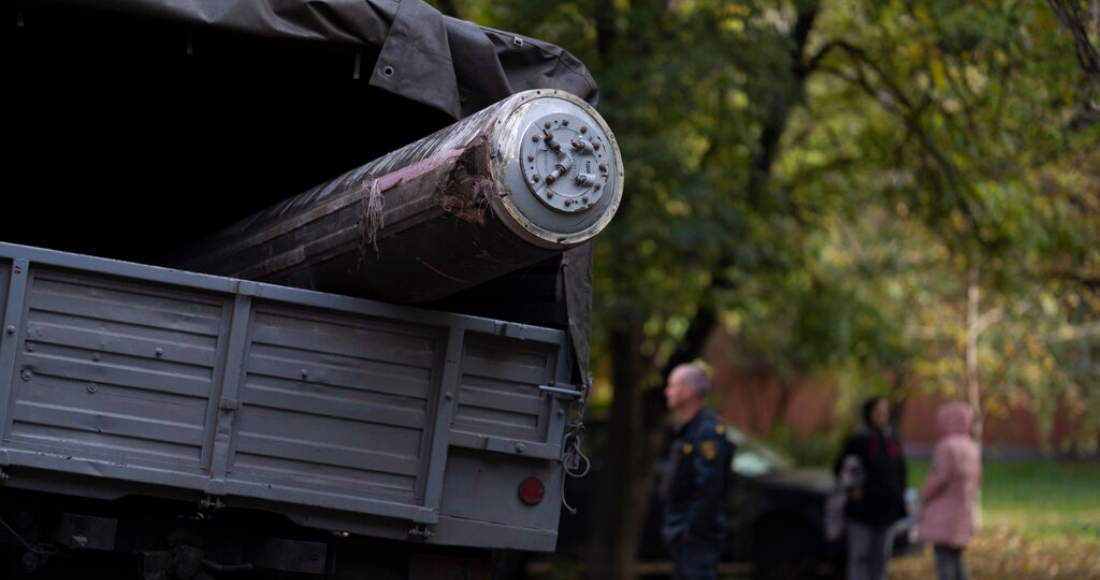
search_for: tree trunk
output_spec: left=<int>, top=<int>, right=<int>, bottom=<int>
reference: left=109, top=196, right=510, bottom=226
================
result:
left=965, top=258, right=1003, bottom=446
left=587, top=322, right=650, bottom=580
left=965, top=260, right=984, bottom=532
left=965, top=261, right=984, bottom=443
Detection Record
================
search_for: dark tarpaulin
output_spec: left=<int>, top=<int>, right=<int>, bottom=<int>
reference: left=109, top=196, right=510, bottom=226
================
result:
left=11, top=0, right=599, bottom=384
left=18, top=0, right=600, bottom=118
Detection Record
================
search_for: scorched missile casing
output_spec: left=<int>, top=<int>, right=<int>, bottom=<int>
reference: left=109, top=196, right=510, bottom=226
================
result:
left=165, top=89, right=623, bottom=304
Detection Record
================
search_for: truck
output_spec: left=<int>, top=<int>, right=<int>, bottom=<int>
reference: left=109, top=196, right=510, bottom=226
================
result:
left=3, top=1, right=622, bottom=578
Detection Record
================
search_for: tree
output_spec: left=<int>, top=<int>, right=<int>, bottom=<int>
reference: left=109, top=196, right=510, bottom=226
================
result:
left=797, top=0, right=1099, bottom=451
left=432, top=0, right=1099, bottom=576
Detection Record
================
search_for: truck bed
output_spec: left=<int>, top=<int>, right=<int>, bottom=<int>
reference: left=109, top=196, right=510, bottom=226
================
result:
left=0, top=241, right=580, bottom=554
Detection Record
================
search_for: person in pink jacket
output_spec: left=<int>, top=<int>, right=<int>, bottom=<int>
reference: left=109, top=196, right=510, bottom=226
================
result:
left=918, top=401, right=982, bottom=580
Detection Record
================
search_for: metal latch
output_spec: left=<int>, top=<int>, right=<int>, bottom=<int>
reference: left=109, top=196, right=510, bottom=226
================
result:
left=539, top=383, right=583, bottom=399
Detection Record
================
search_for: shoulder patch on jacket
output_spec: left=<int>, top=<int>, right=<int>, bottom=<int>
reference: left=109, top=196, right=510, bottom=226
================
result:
left=682, top=443, right=694, bottom=454
left=700, top=439, right=718, bottom=461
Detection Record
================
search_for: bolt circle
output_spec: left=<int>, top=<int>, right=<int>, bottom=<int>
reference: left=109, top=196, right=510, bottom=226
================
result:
left=502, top=90, right=622, bottom=246
left=519, top=111, right=616, bottom=214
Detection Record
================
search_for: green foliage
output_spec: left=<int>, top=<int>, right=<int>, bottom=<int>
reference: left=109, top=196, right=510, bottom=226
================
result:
left=423, top=2, right=1096, bottom=574
left=437, top=0, right=1099, bottom=451
left=762, top=421, right=843, bottom=468
left=782, top=1, right=1099, bottom=451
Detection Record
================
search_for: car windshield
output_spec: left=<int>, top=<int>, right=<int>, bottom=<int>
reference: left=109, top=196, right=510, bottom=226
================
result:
left=724, top=427, right=796, bottom=476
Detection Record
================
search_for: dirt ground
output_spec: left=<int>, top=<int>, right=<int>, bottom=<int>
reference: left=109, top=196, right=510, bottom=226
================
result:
left=526, top=524, right=1100, bottom=579
left=889, top=525, right=1100, bottom=580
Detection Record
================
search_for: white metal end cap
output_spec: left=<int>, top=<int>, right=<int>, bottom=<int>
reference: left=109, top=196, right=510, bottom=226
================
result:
left=491, top=90, right=624, bottom=249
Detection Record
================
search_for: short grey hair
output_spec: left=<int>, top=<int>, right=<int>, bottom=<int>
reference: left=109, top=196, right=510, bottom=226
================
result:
left=675, top=363, right=712, bottom=399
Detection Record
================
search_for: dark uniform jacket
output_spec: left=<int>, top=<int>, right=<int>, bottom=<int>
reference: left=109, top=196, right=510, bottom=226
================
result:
left=658, top=408, right=737, bottom=545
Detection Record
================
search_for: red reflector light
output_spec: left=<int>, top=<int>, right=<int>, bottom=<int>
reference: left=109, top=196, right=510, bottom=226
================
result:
left=518, top=477, right=545, bottom=505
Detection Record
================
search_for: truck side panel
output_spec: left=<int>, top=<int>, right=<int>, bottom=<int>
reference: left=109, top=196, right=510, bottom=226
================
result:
left=2, top=263, right=224, bottom=487
left=0, top=242, right=576, bottom=554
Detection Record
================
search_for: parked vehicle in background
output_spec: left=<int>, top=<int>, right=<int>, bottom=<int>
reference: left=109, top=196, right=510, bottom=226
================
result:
left=555, top=422, right=921, bottom=579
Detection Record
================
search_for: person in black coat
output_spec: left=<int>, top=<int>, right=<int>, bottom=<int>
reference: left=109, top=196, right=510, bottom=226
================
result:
left=658, top=363, right=737, bottom=580
left=833, top=396, right=908, bottom=580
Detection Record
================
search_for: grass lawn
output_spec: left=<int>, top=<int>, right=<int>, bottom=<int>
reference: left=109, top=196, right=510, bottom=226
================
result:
left=529, top=459, right=1100, bottom=579
left=906, top=458, right=1100, bottom=540
left=893, top=458, right=1100, bottom=579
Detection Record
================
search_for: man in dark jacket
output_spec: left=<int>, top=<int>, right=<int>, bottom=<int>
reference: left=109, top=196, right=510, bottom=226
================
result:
left=833, top=397, right=908, bottom=580
left=658, top=363, right=737, bottom=580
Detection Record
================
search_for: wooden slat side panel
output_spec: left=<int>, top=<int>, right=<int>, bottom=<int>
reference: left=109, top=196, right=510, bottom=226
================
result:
left=8, top=269, right=223, bottom=471
left=230, top=306, right=442, bottom=501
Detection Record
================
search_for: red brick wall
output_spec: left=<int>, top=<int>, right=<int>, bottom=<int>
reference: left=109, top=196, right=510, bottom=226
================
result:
left=704, top=328, right=1099, bottom=458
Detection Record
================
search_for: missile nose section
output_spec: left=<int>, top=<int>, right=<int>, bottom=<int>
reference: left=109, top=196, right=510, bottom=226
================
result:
left=162, top=89, right=624, bottom=304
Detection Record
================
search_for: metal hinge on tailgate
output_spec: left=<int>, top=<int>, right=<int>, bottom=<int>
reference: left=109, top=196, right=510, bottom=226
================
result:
left=198, top=496, right=225, bottom=511
left=407, top=524, right=433, bottom=541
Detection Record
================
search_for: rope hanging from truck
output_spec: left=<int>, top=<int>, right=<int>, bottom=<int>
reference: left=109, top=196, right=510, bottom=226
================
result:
left=560, top=376, right=592, bottom=515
